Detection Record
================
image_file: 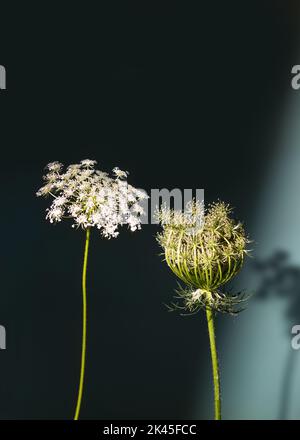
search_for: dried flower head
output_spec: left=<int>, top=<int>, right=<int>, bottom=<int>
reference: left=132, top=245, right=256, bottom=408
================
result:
left=36, top=159, right=148, bottom=238
left=156, top=200, right=250, bottom=314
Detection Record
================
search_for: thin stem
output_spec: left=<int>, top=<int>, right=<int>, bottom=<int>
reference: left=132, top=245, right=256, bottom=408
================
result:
left=206, top=307, right=221, bottom=420
left=74, top=228, right=90, bottom=420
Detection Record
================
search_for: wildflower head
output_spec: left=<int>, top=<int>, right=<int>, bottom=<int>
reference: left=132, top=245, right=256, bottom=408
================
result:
left=156, top=200, right=250, bottom=314
left=37, top=159, right=148, bottom=238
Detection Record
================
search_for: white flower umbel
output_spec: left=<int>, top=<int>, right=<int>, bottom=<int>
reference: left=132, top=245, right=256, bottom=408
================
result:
left=37, top=159, right=148, bottom=238
left=37, top=159, right=148, bottom=420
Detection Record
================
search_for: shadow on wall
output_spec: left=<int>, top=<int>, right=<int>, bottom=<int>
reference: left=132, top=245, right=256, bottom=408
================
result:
left=255, top=251, right=300, bottom=420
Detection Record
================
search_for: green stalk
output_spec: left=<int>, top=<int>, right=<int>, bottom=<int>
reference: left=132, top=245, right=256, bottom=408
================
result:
left=206, top=307, right=221, bottom=420
left=74, top=228, right=90, bottom=420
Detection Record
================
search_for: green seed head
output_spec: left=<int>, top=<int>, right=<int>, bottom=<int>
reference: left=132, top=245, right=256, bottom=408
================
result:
left=157, top=200, right=250, bottom=314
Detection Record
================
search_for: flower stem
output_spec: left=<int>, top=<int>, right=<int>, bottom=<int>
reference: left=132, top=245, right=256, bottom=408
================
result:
left=74, top=227, right=90, bottom=420
left=206, top=307, right=221, bottom=420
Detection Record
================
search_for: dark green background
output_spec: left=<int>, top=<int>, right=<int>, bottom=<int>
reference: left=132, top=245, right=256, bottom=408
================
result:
left=0, top=2, right=299, bottom=419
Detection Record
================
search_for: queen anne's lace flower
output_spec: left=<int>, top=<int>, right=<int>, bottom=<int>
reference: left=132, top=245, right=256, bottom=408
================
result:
left=37, top=159, right=148, bottom=238
left=156, top=200, right=250, bottom=314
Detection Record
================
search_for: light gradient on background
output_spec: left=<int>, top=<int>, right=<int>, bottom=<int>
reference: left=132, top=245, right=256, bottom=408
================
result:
left=219, top=88, right=300, bottom=419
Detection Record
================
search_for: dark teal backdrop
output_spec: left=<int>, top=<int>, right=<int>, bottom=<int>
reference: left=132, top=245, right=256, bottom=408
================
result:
left=0, top=2, right=299, bottom=419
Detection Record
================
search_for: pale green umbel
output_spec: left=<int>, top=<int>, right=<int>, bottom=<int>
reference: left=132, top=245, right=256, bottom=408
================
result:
left=157, top=200, right=250, bottom=420
left=157, top=200, right=249, bottom=314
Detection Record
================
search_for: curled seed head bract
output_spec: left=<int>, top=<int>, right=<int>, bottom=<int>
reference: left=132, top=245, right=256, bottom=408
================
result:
left=156, top=200, right=250, bottom=314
